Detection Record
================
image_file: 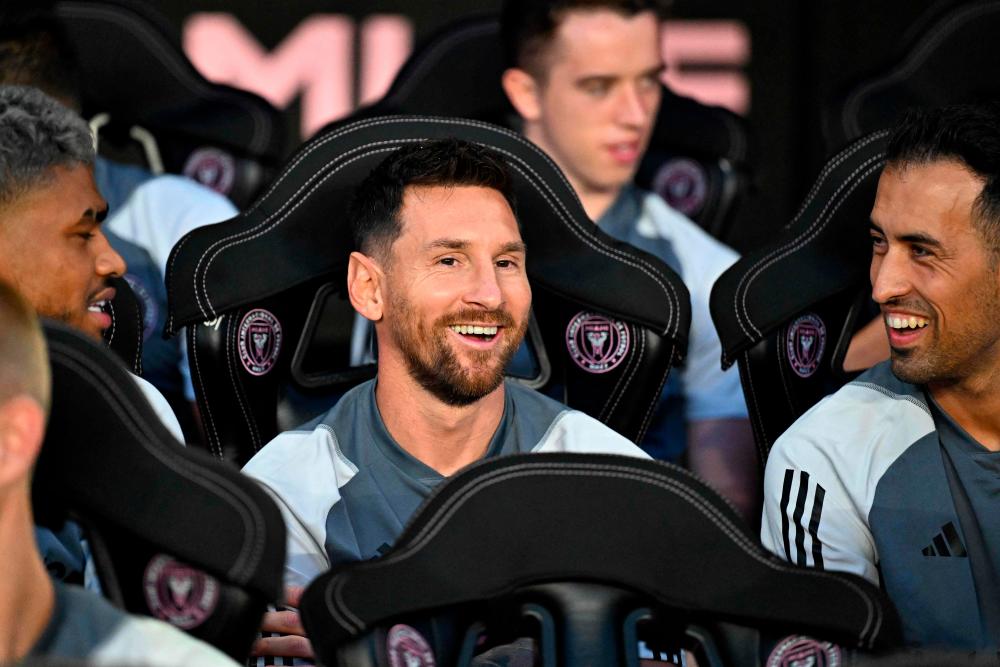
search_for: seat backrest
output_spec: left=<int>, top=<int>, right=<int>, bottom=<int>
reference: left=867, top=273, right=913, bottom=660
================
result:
left=51, top=0, right=286, bottom=207
left=300, top=453, right=899, bottom=666
left=709, top=131, right=888, bottom=465
left=824, top=2, right=1000, bottom=150
left=365, top=15, right=752, bottom=242
left=165, top=115, right=691, bottom=466
left=102, top=274, right=144, bottom=375
left=32, top=322, right=286, bottom=659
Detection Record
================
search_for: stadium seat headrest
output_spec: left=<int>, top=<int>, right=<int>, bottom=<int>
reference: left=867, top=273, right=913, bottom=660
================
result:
left=165, top=115, right=690, bottom=352
left=710, top=131, right=888, bottom=367
left=33, top=321, right=285, bottom=602
left=825, top=2, right=1000, bottom=147
left=302, top=453, right=899, bottom=658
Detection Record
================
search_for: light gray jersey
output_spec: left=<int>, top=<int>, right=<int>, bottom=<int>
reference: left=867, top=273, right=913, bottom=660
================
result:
left=761, top=362, right=1000, bottom=649
left=242, top=379, right=648, bottom=587
left=29, top=581, right=237, bottom=666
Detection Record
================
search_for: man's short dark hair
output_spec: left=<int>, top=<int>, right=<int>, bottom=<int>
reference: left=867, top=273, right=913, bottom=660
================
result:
left=349, top=138, right=517, bottom=262
left=0, top=85, right=94, bottom=208
left=500, top=0, right=670, bottom=77
left=886, top=103, right=1000, bottom=257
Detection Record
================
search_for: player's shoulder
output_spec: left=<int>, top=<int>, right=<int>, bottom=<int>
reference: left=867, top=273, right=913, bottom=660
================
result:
left=770, top=362, right=934, bottom=473
left=242, top=382, right=370, bottom=485
left=635, top=190, right=738, bottom=288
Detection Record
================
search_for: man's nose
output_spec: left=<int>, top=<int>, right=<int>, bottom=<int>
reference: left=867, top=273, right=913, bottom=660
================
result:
left=463, top=263, right=503, bottom=310
left=95, top=232, right=126, bottom=278
left=616, top=83, right=655, bottom=127
left=870, top=250, right=909, bottom=304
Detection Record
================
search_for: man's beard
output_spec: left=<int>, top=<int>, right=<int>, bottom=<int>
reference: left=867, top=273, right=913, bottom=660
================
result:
left=388, top=298, right=527, bottom=406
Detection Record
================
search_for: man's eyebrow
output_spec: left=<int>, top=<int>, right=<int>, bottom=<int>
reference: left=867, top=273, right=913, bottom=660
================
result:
left=426, top=238, right=469, bottom=251
left=499, top=241, right=527, bottom=254
left=868, top=222, right=944, bottom=248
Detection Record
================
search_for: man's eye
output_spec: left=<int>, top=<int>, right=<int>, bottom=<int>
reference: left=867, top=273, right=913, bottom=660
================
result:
left=78, top=232, right=95, bottom=241
left=911, top=245, right=930, bottom=258
left=496, top=259, right=517, bottom=269
left=583, top=81, right=610, bottom=96
left=438, top=257, right=457, bottom=266
left=870, top=235, right=886, bottom=251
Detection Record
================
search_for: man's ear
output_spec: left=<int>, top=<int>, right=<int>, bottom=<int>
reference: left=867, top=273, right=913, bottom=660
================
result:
left=0, top=397, right=46, bottom=491
left=347, top=251, right=385, bottom=322
left=502, top=67, right=542, bottom=123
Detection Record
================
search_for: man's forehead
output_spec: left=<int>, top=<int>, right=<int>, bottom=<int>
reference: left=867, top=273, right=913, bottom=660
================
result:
left=872, top=161, right=984, bottom=234
left=548, top=8, right=661, bottom=61
left=395, top=184, right=521, bottom=243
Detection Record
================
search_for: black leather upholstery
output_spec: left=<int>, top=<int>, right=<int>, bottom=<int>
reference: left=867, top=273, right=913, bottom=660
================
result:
left=709, top=131, right=888, bottom=465
left=301, top=453, right=899, bottom=666
left=354, top=15, right=751, bottom=241
left=51, top=0, right=286, bottom=207
left=824, top=2, right=1000, bottom=150
left=32, top=322, right=286, bottom=659
left=102, top=275, right=144, bottom=375
left=165, top=115, right=691, bottom=466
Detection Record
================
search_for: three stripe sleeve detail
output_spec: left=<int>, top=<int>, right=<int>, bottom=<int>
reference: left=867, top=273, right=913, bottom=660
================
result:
left=779, top=469, right=826, bottom=569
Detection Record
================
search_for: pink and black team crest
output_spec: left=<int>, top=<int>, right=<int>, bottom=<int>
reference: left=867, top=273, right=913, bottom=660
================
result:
left=566, top=311, right=630, bottom=374
left=143, top=555, right=219, bottom=630
left=238, top=309, right=282, bottom=376
left=653, top=157, right=709, bottom=217
left=766, top=636, right=841, bottom=667
left=386, top=624, right=436, bottom=667
left=786, top=313, right=826, bottom=379
left=183, top=147, right=236, bottom=195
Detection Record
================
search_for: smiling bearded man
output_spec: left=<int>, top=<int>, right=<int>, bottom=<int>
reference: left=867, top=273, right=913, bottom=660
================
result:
left=241, top=139, right=647, bottom=664
left=761, top=104, right=1000, bottom=652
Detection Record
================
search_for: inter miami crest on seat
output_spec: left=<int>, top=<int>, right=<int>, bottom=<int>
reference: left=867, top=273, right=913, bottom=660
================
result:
left=709, top=131, right=888, bottom=465
left=300, top=453, right=899, bottom=666
left=33, top=322, right=286, bottom=659
left=165, top=115, right=691, bottom=466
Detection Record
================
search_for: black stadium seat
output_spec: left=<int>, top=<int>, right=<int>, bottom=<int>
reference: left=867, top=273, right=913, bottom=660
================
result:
left=709, top=131, right=888, bottom=465
left=102, top=274, right=144, bottom=375
left=352, top=15, right=751, bottom=242
left=300, top=453, right=900, bottom=666
left=32, top=322, right=286, bottom=659
left=50, top=0, right=287, bottom=207
left=165, top=115, right=691, bottom=466
left=824, top=1, right=1000, bottom=150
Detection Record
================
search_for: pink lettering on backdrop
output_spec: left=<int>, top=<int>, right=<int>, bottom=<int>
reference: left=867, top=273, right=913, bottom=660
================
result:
left=183, top=13, right=355, bottom=136
left=183, top=14, right=750, bottom=136
left=662, top=20, right=751, bottom=114
left=359, top=15, right=412, bottom=107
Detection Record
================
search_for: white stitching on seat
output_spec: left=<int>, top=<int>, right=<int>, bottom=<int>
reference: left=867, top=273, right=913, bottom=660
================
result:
left=740, top=350, right=771, bottom=464
left=105, top=301, right=116, bottom=347
left=734, top=157, right=885, bottom=338
left=841, top=6, right=994, bottom=139
left=51, top=340, right=268, bottom=579
left=599, top=325, right=645, bottom=422
left=190, top=325, right=223, bottom=460
left=224, top=315, right=261, bottom=452
left=175, top=116, right=679, bottom=338
left=324, top=461, right=881, bottom=645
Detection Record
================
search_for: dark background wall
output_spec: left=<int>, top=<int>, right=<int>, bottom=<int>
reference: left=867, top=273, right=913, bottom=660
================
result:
left=149, top=0, right=954, bottom=249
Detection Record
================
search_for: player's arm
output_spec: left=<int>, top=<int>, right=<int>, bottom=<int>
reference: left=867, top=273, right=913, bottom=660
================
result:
left=760, top=431, right=879, bottom=583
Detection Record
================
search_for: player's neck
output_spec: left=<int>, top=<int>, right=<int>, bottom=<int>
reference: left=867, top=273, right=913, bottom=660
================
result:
left=929, top=372, right=1000, bottom=451
left=375, top=365, right=507, bottom=476
left=577, top=187, right=621, bottom=222
left=0, top=494, right=55, bottom=662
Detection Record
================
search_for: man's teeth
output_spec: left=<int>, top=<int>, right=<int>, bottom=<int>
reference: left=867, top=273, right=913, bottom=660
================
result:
left=88, top=300, right=108, bottom=313
left=449, top=325, right=498, bottom=335
left=885, top=315, right=929, bottom=330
